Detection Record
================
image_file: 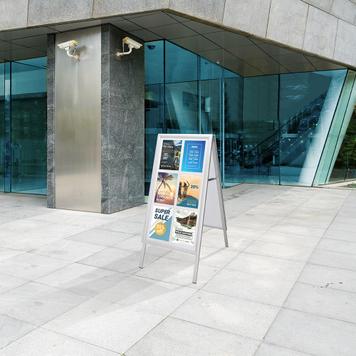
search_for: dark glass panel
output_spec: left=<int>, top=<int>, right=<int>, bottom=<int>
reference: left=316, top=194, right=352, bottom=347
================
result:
left=165, top=41, right=198, bottom=83
left=238, top=75, right=279, bottom=184
left=165, top=81, right=199, bottom=134
left=330, top=109, right=356, bottom=182
left=200, top=76, right=222, bottom=175
left=279, top=70, right=345, bottom=185
left=11, top=58, right=47, bottom=194
left=224, top=73, right=244, bottom=186
left=145, top=41, right=164, bottom=85
left=200, top=58, right=223, bottom=81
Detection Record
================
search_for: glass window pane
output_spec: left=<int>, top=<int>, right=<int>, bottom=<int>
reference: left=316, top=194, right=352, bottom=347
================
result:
left=200, top=75, right=222, bottom=174
left=145, top=41, right=164, bottom=85
left=11, top=58, right=47, bottom=194
left=224, top=74, right=244, bottom=186
left=239, top=75, right=279, bottom=184
left=200, top=58, right=223, bottom=80
left=329, top=109, right=356, bottom=182
left=279, top=70, right=346, bottom=185
left=165, top=41, right=198, bottom=83
left=165, top=82, right=199, bottom=133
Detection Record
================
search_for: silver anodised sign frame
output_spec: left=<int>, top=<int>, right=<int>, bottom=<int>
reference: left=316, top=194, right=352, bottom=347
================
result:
left=139, top=134, right=228, bottom=283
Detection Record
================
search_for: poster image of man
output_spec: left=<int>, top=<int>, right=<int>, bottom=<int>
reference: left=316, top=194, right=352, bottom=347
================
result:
left=159, top=140, right=182, bottom=170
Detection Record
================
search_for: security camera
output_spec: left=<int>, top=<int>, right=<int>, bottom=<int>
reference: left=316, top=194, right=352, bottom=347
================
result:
left=57, top=40, right=78, bottom=50
left=116, top=36, right=142, bottom=57
left=57, top=40, right=80, bottom=60
left=123, top=37, right=142, bottom=50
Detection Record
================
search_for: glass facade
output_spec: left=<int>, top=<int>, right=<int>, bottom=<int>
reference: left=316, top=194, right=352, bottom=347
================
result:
left=144, top=40, right=348, bottom=192
left=0, top=57, right=47, bottom=194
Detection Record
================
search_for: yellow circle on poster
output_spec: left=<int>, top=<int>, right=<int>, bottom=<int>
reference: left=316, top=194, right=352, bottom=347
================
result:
left=155, top=222, right=166, bottom=236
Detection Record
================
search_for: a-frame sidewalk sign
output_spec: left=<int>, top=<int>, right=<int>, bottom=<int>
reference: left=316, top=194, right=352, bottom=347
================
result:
left=139, top=134, right=228, bottom=283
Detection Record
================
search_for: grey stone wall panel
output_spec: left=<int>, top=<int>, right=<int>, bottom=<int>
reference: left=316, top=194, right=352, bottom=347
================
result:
left=302, top=0, right=333, bottom=12
left=267, top=0, right=308, bottom=49
left=331, top=0, right=356, bottom=24
left=28, top=0, right=93, bottom=26
left=93, top=0, right=169, bottom=18
left=303, top=5, right=338, bottom=58
left=223, top=0, right=271, bottom=37
left=0, top=0, right=28, bottom=30
left=47, top=34, right=55, bottom=208
left=0, top=0, right=356, bottom=67
left=169, top=0, right=226, bottom=24
left=101, top=24, right=145, bottom=213
left=334, top=19, right=356, bottom=64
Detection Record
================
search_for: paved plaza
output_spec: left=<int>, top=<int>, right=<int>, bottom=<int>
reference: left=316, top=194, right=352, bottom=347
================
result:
left=0, top=184, right=355, bottom=355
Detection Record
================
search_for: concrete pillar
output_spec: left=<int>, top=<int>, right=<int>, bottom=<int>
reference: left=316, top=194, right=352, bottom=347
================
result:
left=47, top=24, right=145, bottom=213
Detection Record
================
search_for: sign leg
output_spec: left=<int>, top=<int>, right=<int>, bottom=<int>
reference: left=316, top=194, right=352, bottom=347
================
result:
left=223, top=229, right=229, bottom=248
left=192, top=237, right=203, bottom=284
left=223, top=229, right=229, bottom=247
left=139, top=242, right=147, bottom=269
left=192, top=254, right=200, bottom=284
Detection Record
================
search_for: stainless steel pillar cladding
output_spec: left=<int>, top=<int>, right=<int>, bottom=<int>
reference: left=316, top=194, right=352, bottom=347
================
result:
left=54, top=27, right=102, bottom=212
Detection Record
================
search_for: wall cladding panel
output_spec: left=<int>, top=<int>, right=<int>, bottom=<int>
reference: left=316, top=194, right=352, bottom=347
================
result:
left=28, top=0, right=93, bottom=26
left=47, top=34, right=56, bottom=208
left=223, top=0, right=271, bottom=37
left=170, top=0, right=226, bottom=24
left=1, top=0, right=356, bottom=68
left=334, top=19, right=356, bottom=64
left=55, top=27, right=102, bottom=212
left=0, top=0, right=28, bottom=31
left=267, top=0, right=308, bottom=48
left=331, top=0, right=356, bottom=24
left=303, top=5, right=338, bottom=58
left=302, top=0, right=333, bottom=12
left=93, top=0, right=169, bottom=18
left=101, top=24, right=145, bottom=213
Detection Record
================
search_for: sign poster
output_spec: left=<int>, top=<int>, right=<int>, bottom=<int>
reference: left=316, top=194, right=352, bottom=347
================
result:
left=171, top=208, right=197, bottom=245
left=159, top=140, right=182, bottom=170
left=140, top=134, right=228, bottom=283
left=177, top=174, right=201, bottom=209
left=145, top=137, right=206, bottom=249
left=181, top=140, right=206, bottom=173
left=149, top=206, right=173, bottom=241
left=154, top=172, right=178, bottom=205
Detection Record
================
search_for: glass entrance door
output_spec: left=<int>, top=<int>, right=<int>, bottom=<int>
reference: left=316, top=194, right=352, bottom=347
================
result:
left=0, top=57, right=47, bottom=195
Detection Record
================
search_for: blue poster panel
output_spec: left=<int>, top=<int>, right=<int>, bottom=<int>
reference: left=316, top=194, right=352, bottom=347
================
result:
left=181, top=140, right=206, bottom=173
left=149, top=206, right=173, bottom=241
